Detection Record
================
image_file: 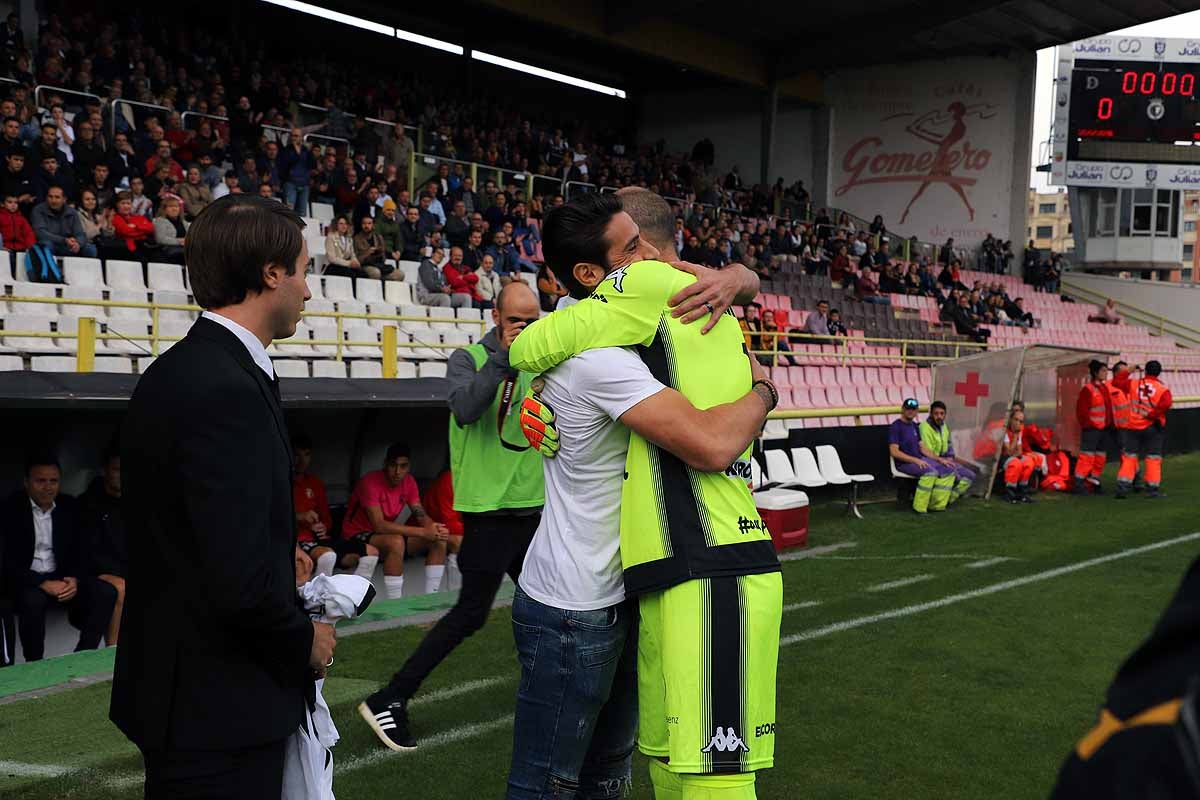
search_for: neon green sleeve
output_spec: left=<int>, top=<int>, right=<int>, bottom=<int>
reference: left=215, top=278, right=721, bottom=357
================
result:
left=918, top=421, right=938, bottom=455
left=508, top=260, right=691, bottom=373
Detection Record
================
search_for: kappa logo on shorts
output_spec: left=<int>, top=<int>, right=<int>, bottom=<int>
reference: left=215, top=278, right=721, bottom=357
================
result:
left=701, top=726, right=749, bottom=753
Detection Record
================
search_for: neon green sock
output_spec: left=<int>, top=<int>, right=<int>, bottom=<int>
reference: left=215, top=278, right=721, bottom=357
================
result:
left=681, top=771, right=757, bottom=799
left=649, top=759, right=683, bottom=800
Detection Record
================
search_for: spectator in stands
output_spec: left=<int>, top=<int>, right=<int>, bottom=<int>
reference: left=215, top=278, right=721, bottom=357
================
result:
left=1041, top=259, right=1061, bottom=294
left=444, top=200, right=470, bottom=249
left=804, top=299, right=831, bottom=340
left=1, top=455, right=117, bottom=662
left=236, top=155, right=261, bottom=197
left=71, top=121, right=105, bottom=180
left=178, top=165, right=212, bottom=221
left=33, top=154, right=74, bottom=203
left=939, top=237, right=955, bottom=265
left=144, top=140, right=184, bottom=183
left=417, top=193, right=441, bottom=239
left=108, top=131, right=136, bottom=187
left=341, top=443, right=451, bottom=600
left=373, top=199, right=403, bottom=261
left=324, top=216, right=365, bottom=279
left=452, top=176, right=480, bottom=213
left=0, top=192, right=34, bottom=252
left=418, top=246, right=471, bottom=308
left=386, top=123, right=414, bottom=182
left=949, top=292, right=990, bottom=344
left=291, top=433, right=342, bottom=579
left=81, top=446, right=126, bottom=646
left=0, top=115, right=21, bottom=156
left=279, top=127, right=315, bottom=216
left=257, top=182, right=276, bottom=200
left=827, top=308, right=848, bottom=337
left=463, top=227, right=485, bottom=271
left=312, top=152, right=340, bottom=207
left=110, top=191, right=156, bottom=261
left=88, top=163, right=116, bottom=210
left=829, top=242, right=850, bottom=286
left=2, top=151, right=33, bottom=214
left=870, top=214, right=887, bottom=236
left=353, top=215, right=391, bottom=279
left=196, top=152, right=223, bottom=190
left=536, top=263, right=569, bottom=312
left=211, top=170, right=239, bottom=201
left=33, top=186, right=96, bottom=258
left=1090, top=298, right=1123, bottom=325
left=27, top=122, right=64, bottom=167
left=486, top=229, right=520, bottom=280
left=78, top=188, right=114, bottom=249
left=916, top=262, right=938, bottom=297
left=400, top=205, right=424, bottom=261
left=353, top=185, right=382, bottom=232
left=476, top=253, right=502, bottom=310
left=444, top=247, right=481, bottom=307
left=761, top=310, right=797, bottom=366
left=856, top=266, right=890, bottom=305
left=1004, top=296, right=1035, bottom=328
left=680, top=233, right=703, bottom=263
left=256, top=140, right=282, bottom=195
left=153, top=195, right=188, bottom=265
left=145, top=161, right=177, bottom=209
left=127, top=175, right=153, bottom=217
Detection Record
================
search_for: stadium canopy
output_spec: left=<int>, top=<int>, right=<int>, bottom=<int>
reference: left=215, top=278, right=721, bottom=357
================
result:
left=931, top=345, right=1116, bottom=499
left=343, top=0, right=1196, bottom=92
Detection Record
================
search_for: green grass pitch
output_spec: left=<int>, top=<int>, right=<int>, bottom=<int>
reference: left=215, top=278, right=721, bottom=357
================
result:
left=2, top=455, right=1198, bottom=799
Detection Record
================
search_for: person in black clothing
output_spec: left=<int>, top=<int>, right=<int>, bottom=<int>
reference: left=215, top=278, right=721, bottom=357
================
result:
left=680, top=233, right=704, bottom=263
left=1, top=151, right=34, bottom=214
left=71, top=121, right=107, bottom=181
left=939, top=237, right=956, bottom=266
left=81, top=447, right=127, bottom=646
left=399, top=205, right=424, bottom=261
left=948, top=292, right=990, bottom=343
left=0, top=456, right=117, bottom=664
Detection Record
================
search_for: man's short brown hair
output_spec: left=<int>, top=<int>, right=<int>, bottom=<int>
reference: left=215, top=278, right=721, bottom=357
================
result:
left=185, top=195, right=305, bottom=310
left=615, top=187, right=674, bottom=248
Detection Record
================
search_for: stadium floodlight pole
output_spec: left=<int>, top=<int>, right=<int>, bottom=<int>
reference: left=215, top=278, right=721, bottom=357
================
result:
left=471, top=50, right=627, bottom=99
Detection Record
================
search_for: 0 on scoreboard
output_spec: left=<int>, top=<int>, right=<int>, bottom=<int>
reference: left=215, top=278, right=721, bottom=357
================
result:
left=1051, top=36, right=1200, bottom=189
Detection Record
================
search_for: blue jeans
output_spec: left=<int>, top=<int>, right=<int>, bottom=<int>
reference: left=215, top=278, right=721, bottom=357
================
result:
left=507, top=586, right=638, bottom=799
left=50, top=241, right=98, bottom=258
left=862, top=294, right=891, bottom=305
left=284, top=182, right=310, bottom=216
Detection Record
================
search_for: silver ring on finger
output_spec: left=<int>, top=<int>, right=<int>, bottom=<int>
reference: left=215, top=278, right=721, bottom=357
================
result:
left=705, top=302, right=715, bottom=314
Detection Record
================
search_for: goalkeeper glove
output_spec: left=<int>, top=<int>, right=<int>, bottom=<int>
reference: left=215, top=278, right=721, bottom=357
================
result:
left=520, top=391, right=560, bottom=457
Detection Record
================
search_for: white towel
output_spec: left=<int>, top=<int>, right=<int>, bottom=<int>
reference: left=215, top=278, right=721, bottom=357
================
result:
left=282, top=574, right=375, bottom=800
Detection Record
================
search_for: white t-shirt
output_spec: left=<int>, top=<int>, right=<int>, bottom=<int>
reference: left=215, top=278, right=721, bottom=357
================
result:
left=519, top=348, right=666, bottom=611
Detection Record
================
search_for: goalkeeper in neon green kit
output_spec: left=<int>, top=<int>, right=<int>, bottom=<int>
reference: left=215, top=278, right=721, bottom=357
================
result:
left=512, top=190, right=783, bottom=800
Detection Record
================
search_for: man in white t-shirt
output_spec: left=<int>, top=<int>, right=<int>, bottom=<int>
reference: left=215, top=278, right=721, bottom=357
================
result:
left=506, top=345, right=772, bottom=798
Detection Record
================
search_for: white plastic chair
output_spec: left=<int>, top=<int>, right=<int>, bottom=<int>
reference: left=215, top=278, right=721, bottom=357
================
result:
left=384, top=281, right=413, bottom=305
left=0, top=353, right=23, bottom=370
left=355, top=278, right=384, bottom=303
left=349, top=359, right=383, bottom=379
left=148, top=262, right=187, bottom=292
left=815, top=444, right=875, bottom=519
left=788, top=448, right=830, bottom=489
left=395, top=361, right=417, bottom=379
left=418, top=361, right=447, bottom=378
left=62, top=256, right=107, bottom=289
left=107, top=260, right=147, bottom=291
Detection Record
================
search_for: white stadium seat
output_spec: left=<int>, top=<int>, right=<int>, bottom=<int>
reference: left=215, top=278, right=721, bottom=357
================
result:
left=312, top=359, right=347, bottom=378
left=150, top=290, right=195, bottom=324
left=395, top=361, right=417, bottom=379
left=148, top=262, right=187, bottom=292
left=311, top=202, right=335, bottom=224
left=3, top=315, right=64, bottom=352
left=272, top=360, right=310, bottom=378
left=305, top=274, right=325, bottom=299
left=349, top=359, right=383, bottom=379
left=384, top=281, right=413, bottom=305
left=398, top=260, right=421, bottom=283
left=815, top=444, right=875, bottom=519
left=30, top=355, right=76, bottom=372
left=455, top=307, right=483, bottom=322
left=0, top=353, right=23, bottom=370
left=155, top=320, right=194, bottom=353
left=417, top=361, right=447, bottom=378
left=62, top=256, right=107, bottom=289
left=59, top=286, right=107, bottom=320
left=106, top=260, right=147, bottom=290
left=367, top=302, right=399, bottom=329
left=304, top=298, right=335, bottom=314
left=272, top=322, right=315, bottom=355
left=342, top=323, right=381, bottom=357
left=323, top=275, right=354, bottom=301
left=355, top=278, right=384, bottom=303
left=92, top=356, right=135, bottom=374
left=109, top=289, right=153, bottom=325
left=6, top=282, right=58, bottom=317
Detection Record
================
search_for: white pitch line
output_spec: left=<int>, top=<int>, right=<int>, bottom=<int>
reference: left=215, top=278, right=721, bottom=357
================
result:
left=965, top=557, right=1013, bottom=569
left=778, top=541, right=858, bottom=561
left=814, top=554, right=1001, bottom=561
left=782, top=600, right=822, bottom=612
left=781, top=531, right=1200, bottom=646
left=411, top=676, right=511, bottom=707
left=0, top=760, right=71, bottom=777
left=865, top=574, right=936, bottom=593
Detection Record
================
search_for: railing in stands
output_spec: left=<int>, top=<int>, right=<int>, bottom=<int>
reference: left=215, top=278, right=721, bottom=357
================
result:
left=111, top=99, right=171, bottom=141
left=1060, top=277, right=1200, bottom=347
left=747, top=328, right=987, bottom=367
left=34, top=84, right=101, bottom=114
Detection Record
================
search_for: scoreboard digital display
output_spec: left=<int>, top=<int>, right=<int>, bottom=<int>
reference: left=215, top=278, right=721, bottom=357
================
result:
left=1051, top=37, right=1200, bottom=188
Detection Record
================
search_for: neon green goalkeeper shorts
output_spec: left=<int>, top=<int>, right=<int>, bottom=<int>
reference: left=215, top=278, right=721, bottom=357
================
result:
left=637, top=571, right=783, bottom=774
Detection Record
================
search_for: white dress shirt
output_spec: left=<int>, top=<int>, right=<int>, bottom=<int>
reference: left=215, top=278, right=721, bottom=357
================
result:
left=30, top=498, right=57, bottom=574
left=201, top=311, right=275, bottom=378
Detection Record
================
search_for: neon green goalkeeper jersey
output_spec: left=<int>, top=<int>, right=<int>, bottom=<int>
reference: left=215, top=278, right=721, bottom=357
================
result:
left=509, top=259, right=780, bottom=595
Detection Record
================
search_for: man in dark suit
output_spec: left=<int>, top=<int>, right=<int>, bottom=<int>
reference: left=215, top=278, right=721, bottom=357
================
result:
left=111, top=194, right=336, bottom=799
left=0, top=456, right=116, bottom=663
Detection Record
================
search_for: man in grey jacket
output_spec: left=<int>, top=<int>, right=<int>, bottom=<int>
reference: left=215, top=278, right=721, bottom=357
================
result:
left=32, top=186, right=96, bottom=257
left=416, top=247, right=472, bottom=309
left=359, top=282, right=544, bottom=752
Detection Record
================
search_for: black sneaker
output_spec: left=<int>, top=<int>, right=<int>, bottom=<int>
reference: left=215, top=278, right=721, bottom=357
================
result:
left=1020, top=489, right=1035, bottom=504
left=1071, top=482, right=1089, bottom=496
left=1005, top=488, right=1020, bottom=504
left=359, top=690, right=417, bottom=751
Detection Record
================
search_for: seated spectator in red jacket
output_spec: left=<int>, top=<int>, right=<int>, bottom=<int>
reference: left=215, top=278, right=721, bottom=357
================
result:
left=0, top=193, right=35, bottom=251
left=443, top=246, right=482, bottom=307
left=109, top=191, right=155, bottom=260
left=856, top=266, right=891, bottom=305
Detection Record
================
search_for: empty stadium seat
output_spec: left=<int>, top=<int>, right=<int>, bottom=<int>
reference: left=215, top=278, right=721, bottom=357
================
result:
left=418, top=361, right=447, bottom=378
left=106, top=260, right=147, bottom=291
left=272, top=323, right=315, bottom=356
left=366, top=302, right=400, bottom=329
left=7, top=282, right=58, bottom=317
left=349, top=359, right=383, bottom=379
left=59, top=286, right=107, bottom=321
left=155, top=321, right=193, bottom=353
left=790, top=448, right=830, bottom=488
left=356, top=278, right=385, bottom=304
left=384, top=281, right=413, bottom=305
left=0, top=353, right=21, bottom=370
left=312, top=360, right=347, bottom=378
left=273, top=360, right=310, bottom=378
left=109, top=289, right=153, bottom=325
left=148, top=262, right=187, bottom=292
left=815, top=444, right=874, bottom=519
left=342, top=324, right=381, bottom=357
left=305, top=274, right=325, bottom=299
left=395, top=361, right=418, bottom=379
left=30, top=355, right=77, bottom=372
left=3, top=315, right=63, bottom=352
left=151, top=290, right=195, bottom=323
left=311, top=202, right=335, bottom=224
left=397, top=261, right=421, bottom=283
left=323, top=275, right=354, bottom=302
left=62, top=256, right=107, bottom=288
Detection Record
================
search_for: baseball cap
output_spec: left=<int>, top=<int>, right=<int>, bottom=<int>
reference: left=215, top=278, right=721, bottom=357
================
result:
left=902, top=398, right=919, bottom=410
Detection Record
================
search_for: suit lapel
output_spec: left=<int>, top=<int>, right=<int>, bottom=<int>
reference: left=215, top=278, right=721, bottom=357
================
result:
left=188, top=318, right=293, bottom=464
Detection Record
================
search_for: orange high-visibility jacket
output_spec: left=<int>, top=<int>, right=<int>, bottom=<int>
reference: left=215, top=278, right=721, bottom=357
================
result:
left=1077, top=381, right=1129, bottom=430
left=1114, top=374, right=1173, bottom=430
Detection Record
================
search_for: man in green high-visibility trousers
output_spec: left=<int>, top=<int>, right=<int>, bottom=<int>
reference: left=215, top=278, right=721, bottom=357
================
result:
left=512, top=190, right=781, bottom=800
left=918, top=400, right=977, bottom=507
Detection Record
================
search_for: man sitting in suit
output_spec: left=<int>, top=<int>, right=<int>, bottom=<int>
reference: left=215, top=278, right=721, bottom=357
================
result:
left=0, top=455, right=116, bottom=663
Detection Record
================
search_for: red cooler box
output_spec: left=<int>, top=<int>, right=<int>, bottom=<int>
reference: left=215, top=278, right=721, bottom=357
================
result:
left=755, top=490, right=809, bottom=552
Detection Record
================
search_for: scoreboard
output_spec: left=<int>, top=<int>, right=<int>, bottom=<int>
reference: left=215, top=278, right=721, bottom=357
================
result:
left=1051, top=36, right=1200, bottom=188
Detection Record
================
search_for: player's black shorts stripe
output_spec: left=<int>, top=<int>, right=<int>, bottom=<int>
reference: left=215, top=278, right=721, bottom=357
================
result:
left=709, top=575, right=746, bottom=774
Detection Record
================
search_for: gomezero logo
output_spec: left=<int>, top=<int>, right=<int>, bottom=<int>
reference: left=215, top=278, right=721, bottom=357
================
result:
left=701, top=726, right=749, bottom=753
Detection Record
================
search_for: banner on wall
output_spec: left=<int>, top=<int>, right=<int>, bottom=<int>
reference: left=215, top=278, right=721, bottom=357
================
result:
left=828, top=58, right=1021, bottom=249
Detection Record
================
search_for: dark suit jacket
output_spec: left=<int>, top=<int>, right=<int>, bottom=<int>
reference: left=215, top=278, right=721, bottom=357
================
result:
left=110, top=316, right=313, bottom=751
left=0, top=491, right=85, bottom=594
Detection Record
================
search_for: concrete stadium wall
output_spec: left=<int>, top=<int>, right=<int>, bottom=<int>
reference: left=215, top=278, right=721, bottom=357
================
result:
left=636, top=89, right=815, bottom=188
left=1062, top=272, right=1200, bottom=334
left=820, top=53, right=1036, bottom=250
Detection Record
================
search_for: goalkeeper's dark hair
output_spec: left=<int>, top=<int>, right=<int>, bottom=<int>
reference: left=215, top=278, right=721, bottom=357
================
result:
left=542, top=192, right=623, bottom=300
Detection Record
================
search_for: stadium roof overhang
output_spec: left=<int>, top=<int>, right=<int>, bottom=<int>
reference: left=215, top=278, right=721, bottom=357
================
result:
left=412, top=0, right=1195, bottom=101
